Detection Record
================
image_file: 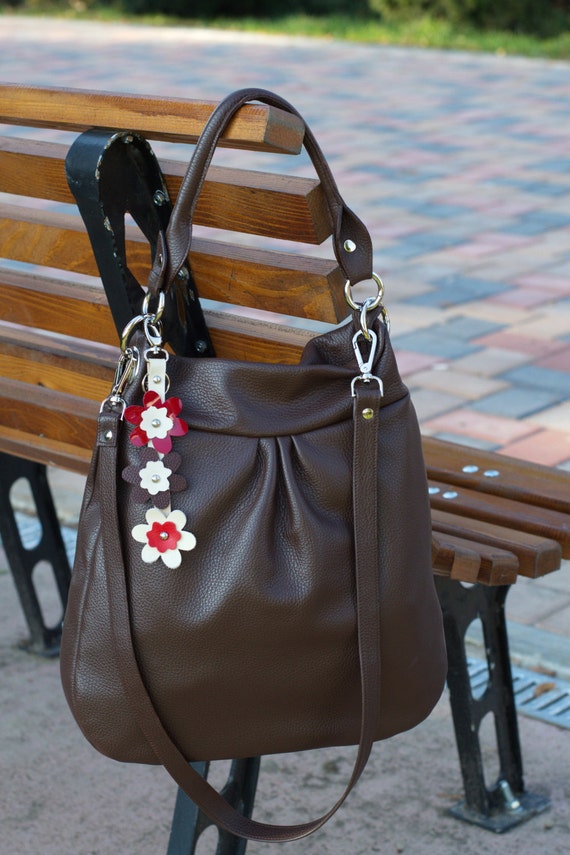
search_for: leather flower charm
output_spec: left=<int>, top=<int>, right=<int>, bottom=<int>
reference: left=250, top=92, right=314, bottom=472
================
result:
left=124, top=391, right=188, bottom=454
left=122, top=449, right=186, bottom=509
left=132, top=508, right=197, bottom=569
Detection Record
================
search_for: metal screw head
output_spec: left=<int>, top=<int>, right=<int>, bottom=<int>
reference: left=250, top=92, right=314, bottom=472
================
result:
left=195, top=340, right=208, bottom=354
left=362, top=407, right=374, bottom=420
left=177, top=267, right=189, bottom=281
left=153, top=190, right=167, bottom=206
left=344, top=239, right=357, bottom=253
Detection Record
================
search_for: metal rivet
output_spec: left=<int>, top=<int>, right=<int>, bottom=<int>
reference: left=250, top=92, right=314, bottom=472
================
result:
left=177, top=267, right=189, bottom=280
left=153, top=190, right=167, bottom=206
left=344, top=239, right=357, bottom=253
left=428, top=486, right=440, bottom=495
left=152, top=375, right=162, bottom=385
left=123, top=135, right=133, bottom=144
left=151, top=418, right=162, bottom=428
left=462, top=465, right=479, bottom=474
left=443, top=491, right=458, bottom=500
left=151, top=474, right=161, bottom=483
left=362, top=407, right=374, bottom=420
left=157, top=253, right=164, bottom=266
left=159, top=531, right=169, bottom=540
left=484, top=469, right=500, bottom=478
left=104, top=430, right=113, bottom=441
left=195, top=340, right=208, bottom=354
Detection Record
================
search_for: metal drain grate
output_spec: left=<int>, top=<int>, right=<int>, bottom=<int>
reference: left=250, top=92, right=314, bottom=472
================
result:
left=467, top=657, right=570, bottom=730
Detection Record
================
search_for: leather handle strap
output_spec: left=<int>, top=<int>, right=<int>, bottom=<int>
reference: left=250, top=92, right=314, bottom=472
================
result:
left=147, top=88, right=373, bottom=297
left=97, top=377, right=382, bottom=843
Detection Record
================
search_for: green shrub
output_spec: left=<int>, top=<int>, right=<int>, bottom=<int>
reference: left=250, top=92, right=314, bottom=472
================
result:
left=120, top=0, right=369, bottom=17
left=368, top=0, right=570, bottom=36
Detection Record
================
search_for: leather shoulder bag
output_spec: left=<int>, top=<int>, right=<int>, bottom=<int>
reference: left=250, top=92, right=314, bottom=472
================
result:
left=60, top=88, right=447, bottom=843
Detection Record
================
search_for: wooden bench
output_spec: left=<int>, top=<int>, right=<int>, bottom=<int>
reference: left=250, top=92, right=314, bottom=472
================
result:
left=1, top=83, right=569, bottom=843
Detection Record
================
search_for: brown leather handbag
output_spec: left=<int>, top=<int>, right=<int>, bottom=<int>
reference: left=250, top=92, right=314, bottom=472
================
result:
left=60, top=89, right=447, bottom=843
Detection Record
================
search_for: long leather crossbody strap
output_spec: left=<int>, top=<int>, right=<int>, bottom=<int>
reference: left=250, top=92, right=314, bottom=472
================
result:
left=147, top=87, right=374, bottom=297
left=97, top=379, right=382, bottom=842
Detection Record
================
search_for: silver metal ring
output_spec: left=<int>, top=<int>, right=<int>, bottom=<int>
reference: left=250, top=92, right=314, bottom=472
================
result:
left=142, top=290, right=166, bottom=324
left=344, top=272, right=384, bottom=312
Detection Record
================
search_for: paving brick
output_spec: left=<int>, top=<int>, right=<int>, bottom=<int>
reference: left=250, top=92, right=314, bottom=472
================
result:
left=469, top=386, right=564, bottom=418
left=536, top=346, right=570, bottom=372
left=393, top=350, right=443, bottom=376
left=391, top=330, right=481, bottom=360
left=405, top=367, right=508, bottom=400
left=525, top=400, right=570, bottom=432
left=422, top=408, right=539, bottom=445
left=499, top=429, right=570, bottom=466
left=452, top=347, right=531, bottom=376
left=405, top=388, right=465, bottom=424
left=473, top=331, right=569, bottom=357
left=501, top=364, right=570, bottom=395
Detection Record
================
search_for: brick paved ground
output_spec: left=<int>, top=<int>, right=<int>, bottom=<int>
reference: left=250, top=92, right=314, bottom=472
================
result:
left=1, top=17, right=569, bottom=855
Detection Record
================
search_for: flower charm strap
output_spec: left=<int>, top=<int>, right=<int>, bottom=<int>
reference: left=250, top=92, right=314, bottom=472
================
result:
left=122, top=351, right=196, bottom=567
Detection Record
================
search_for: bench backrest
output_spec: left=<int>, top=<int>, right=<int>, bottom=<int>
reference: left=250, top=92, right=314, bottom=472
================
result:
left=0, top=84, right=345, bottom=472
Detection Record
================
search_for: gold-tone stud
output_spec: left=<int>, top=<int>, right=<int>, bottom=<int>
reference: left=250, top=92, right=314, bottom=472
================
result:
left=362, top=408, right=374, bottom=420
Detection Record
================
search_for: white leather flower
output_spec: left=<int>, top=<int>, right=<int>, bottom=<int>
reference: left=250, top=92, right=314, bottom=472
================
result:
left=140, top=405, right=174, bottom=440
left=139, top=459, right=172, bottom=496
left=132, top=507, right=196, bottom=569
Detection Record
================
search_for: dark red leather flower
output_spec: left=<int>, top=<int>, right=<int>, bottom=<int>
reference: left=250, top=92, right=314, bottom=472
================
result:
left=124, top=390, right=188, bottom=454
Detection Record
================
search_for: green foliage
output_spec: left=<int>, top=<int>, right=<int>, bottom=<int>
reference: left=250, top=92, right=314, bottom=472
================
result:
left=109, top=0, right=570, bottom=35
left=368, top=0, right=570, bottom=36
left=119, top=0, right=370, bottom=17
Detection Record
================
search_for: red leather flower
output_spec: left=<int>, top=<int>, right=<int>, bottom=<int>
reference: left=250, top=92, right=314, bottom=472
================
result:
left=124, top=390, right=188, bottom=454
left=146, top=520, right=181, bottom=553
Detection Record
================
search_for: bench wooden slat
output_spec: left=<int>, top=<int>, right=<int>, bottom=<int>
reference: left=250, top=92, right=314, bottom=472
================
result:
left=432, top=508, right=562, bottom=578
left=0, top=267, right=329, bottom=362
left=0, top=323, right=115, bottom=400
left=0, top=84, right=305, bottom=153
left=0, top=137, right=331, bottom=244
left=0, top=381, right=98, bottom=450
left=429, top=480, right=570, bottom=559
left=0, top=425, right=92, bottom=473
left=424, top=436, right=570, bottom=514
left=0, top=206, right=344, bottom=323
left=0, top=268, right=119, bottom=346
left=432, top=531, right=518, bottom=586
